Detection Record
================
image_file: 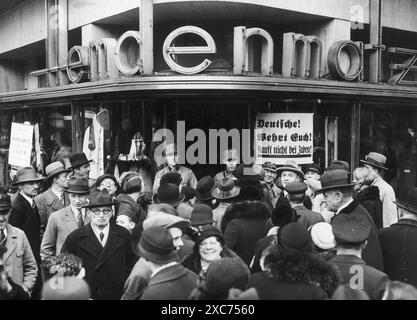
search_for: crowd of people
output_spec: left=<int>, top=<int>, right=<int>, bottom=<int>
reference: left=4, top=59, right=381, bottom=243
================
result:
left=1, top=144, right=417, bottom=300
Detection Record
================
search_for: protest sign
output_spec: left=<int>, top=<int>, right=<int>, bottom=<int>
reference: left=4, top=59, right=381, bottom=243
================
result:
left=8, top=122, right=34, bottom=168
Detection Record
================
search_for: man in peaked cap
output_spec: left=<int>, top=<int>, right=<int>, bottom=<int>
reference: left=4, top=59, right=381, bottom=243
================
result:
left=261, top=162, right=281, bottom=208
left=378, top=187, right=417, bottom=287
left=361, top=152, right=398, bottom=228
left=318, top=169, right=383, bottom=272
left=40, top=177, right=91, bottom=261
left=214, top=149, right=239, bottom=183
left=329, top=209, right=389, bottom=300
left=34, top=161, right=71, bottom=238
left=61, top=188, right=136, bottom=300
left=8, top=167, right=44, bottom=299
left=284, top=181, right=324, bottom=229
left=152, top=143, right=197, bottom=195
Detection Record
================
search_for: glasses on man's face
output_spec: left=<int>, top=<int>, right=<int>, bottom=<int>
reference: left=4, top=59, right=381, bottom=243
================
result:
left=89, top=208, right=113, bottom=216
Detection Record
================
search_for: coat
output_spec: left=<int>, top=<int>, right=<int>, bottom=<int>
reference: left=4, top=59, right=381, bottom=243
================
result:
left=121, top=257, right=153, bottom=300
left=9, top=193, right=41, bottom=264
left=34, top=188, right=66, bottom=238
left=378, top=218, right=417, bottom=287
left=1, top=224, right=38, bottom=294
left=116, top=193, right=146, bottom=224
left=292, top=204, right=324, bottom=229
left=335, top=200, right=384, bottom=271
left=61, top=223, right=137, bottom=300
left=0, top=277, right=30, bottom=300
left=153, top=165, right=197, bottom=195
left=140, top=263, right=198, bottom=300
left=356, top=186, right=383, bottom=229
left=373, top=177, right=398, bottom=227
left=329, top=254, right=388, bottom=300
left=40, top=206, right=91, bottom=260
left=221, top=201, right=270, bottom=266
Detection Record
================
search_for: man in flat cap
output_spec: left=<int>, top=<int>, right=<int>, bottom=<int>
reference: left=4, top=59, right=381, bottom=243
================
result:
left=214, top=149, right=239, bottom=184
left=361, top=152, right=398, bottom=227
left=329, top=209, right=389, bottom=300
left=318, top=169, right=383, bottom=271
left=261, top=162, right=281, bottom=208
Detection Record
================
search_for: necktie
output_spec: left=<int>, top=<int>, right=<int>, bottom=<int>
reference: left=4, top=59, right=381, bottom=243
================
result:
left=31, top=201, right=36, bottom=210
left=0, top=230, right=5, bottom=244
left=99, top=232, right=104, bottom=243
left=76, top=210, right=84, bottom=228
left=59, top=191, right=65, bottom=204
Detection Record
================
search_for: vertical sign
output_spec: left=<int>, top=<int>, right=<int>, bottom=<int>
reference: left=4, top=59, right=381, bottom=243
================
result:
left=8, top=122, right=34, bottom=168
left=255, top=113, right=314, bottom=165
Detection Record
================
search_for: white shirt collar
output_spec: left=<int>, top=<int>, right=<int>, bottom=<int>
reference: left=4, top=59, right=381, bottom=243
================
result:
left=90, top=223, right=110, bottom=247
left=70, top=206, right=85, bottom=219
left=51, top=188, right=63, bottom=201
left=151, top=261, right=178, bottom=278
left=336, top=198, right=354, bottom=215
left=20, top=192, right=34, bottom=207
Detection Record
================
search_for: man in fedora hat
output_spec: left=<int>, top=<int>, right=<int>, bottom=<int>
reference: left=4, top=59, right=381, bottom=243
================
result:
left=211, top=178, right=240, bottom=230
left=361, top=152, right=398, bottom=228
left=378, top=187, right=417, bottom=287
left=154, top=183, right=193, bottom=220
left=329, top=209, right=388, bottom=300
left=261, top=162, right=281, bottom=208
left=61, top=188, right=136, bottom=300
left=214, top=149, right=239, bottom=184
left=0, top=192, right=38, bottom=299
left=34, top=161, right=70, bottom=238
left=8, top=167, right=44, bottom=299
left=139, top=226, right=198, bottom=300
left=195, top=176, right=219, bottom=210
left=68, top=152, right=95, bottom=188
left=152, top=143, right=197, bottom=195
left=318, top=169, right=384, bottom=271
left=40, top=177, right=91, bottom=261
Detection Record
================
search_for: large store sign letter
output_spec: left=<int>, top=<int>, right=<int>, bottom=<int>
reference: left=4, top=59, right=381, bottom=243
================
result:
left=162, top=26, right=216, bottom=75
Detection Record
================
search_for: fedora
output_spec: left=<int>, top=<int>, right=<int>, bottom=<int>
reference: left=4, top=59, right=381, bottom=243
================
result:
left=83, top=188, right=115, bottom=208
left=326, top=160, right=350, bottom=173
left=0, top=193, right=11, bottom=214
left=138, top=226, right=179, bottom=264
left=69, top=153, right=93, bottom=170
left=155, top=183, right=185, bottom=207
left=44, top=161, right=71, bottom=183
left=191, top=203, right=214, bottom=226
left=63, top=177, right=90, bottom=194
left=12, top=167, right=44, bottom=186
left=196, top=176, right=215, bottom=201
left=317, top=169, right=356, bottom=193
left=394, top=187, right=417, bottom=215
left=211, top=178, right=240, bottom=200
left=143, top=212, right=190, bottom=234
left=276, top=160, right=304, bottom=179
left=360, top=152, right=388, bottom=170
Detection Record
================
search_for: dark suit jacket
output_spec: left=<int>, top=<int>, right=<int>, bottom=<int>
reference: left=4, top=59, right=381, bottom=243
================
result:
left=329, top=254, right=388, bottom=300
left=378, top=219, right=417, bottom=287
left=9, top=193, right=41, bottom=264
left=140, top=264, right=198, bottom=300
left=61, top=222, right=137, bottom=300
left=336, top=200, right=384, bottom=271
left=293, top=204, right=324, bottom=229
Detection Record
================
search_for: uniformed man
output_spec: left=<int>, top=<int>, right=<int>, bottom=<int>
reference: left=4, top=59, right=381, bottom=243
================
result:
left=261, top=162, right=281, bottom=208
left=214, top=149, right=239, bottom=183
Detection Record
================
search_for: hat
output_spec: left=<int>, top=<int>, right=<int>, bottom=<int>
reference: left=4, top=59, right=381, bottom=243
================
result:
left=326, top=160, right=350, bottom=173
left=121, top=173, right=142, bottom=194
left=331, top=210, right=371, bottom=245
left=360, top=152, right=388, bottom=170
left=181, top=186, right=196, bottom=202
left=155, top=183, right=185, bottom=207
left=211, top=178, right=240, bottom=200
left=191, top=204, right=214, bottom=226
left=310, top=222, right=336, bottom=250
left=143, top=212, right=190, bottom=235
left=44, top=161, right=71, bottom=183
left=96, top=174, right=119, bottom=188
left=69, top=153, right=93, bottom=170
left=271, top=205, right=298, bottom=227
left=302, top=164, right=322, bottom=175
left=0, top=193, right=11, bottom=214
left=205, top=258, right=251, bottom=296
left=163, top=143, right=177, bottom=157
left=63, top=177, right=90, bottom=194
left=263, top=162, right=277, bottom=173
left=196, top=176, right=215, bottom=201
left=12, top=167, right=44, bottom=186
left=192, top=225, right=225, bottom=250
left=160, top=172, right=182, bottom=187
left=223, top=149, right=239, bottom=161
left=284, top=181, right=308, bottom=194
left=394, top=187, right=417, bottom=215
left=317, top=169, right=356, bottom=193
left=304, top=178, right=322, bottom=194
left=277, top=222, right=313, bottom=252
left=276, top=160, right=304, bottom=179
left=82, top=188, right=115, bottom=208
left=42, top=276, right=91, bottom=300
left=138, top=226, right=179, bottom=264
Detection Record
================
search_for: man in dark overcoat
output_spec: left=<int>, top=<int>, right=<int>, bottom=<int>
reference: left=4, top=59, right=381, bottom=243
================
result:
left=378, top=187, right=417, bottom=287
left=61, top=188, right=136, bottom=300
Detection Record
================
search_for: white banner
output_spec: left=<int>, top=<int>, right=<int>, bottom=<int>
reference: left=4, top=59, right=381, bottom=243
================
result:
left=255, top=113, right=314, bottom=165
left=8, top=122, right=34, bottom=168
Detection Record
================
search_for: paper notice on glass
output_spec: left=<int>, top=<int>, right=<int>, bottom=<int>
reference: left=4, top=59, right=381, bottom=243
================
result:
left=8, top=122, right=34, bottom=168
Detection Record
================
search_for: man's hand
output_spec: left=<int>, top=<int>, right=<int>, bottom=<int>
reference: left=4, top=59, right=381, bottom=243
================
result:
left=0, top=270, right=12, bottom=294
